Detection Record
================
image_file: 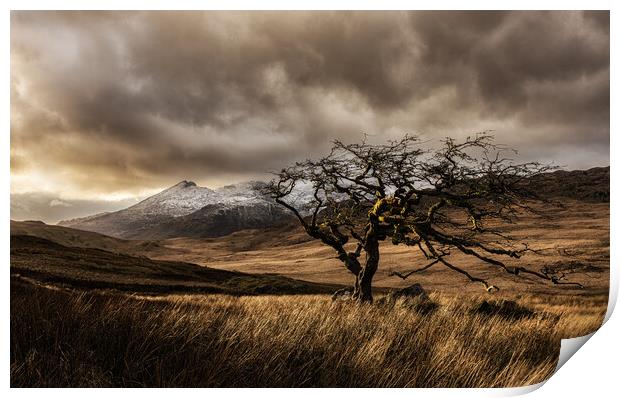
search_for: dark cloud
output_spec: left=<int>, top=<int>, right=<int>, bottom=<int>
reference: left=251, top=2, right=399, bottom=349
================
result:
left=10, top=11, right=609, bottom=220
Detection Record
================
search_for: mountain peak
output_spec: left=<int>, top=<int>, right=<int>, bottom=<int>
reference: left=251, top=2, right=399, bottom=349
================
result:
left=175, top=180, right=197, bottom=188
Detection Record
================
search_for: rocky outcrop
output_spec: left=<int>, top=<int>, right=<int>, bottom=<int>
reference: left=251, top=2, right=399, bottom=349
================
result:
left=331, top=287, right=355, bottom=301
left=377, top=283, right=438, bottom=314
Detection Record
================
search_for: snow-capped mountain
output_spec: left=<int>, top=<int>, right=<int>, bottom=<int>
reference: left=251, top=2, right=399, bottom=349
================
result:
left=58, top=180, right=295, bottom=239
left=126, top=180, right=223, bottom=218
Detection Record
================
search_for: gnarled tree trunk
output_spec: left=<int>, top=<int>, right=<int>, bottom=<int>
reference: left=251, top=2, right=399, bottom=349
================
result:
left=357, top=229, right=380, bottom=303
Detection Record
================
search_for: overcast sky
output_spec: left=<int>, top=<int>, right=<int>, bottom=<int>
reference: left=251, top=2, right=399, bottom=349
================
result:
left=11, top=11, right=609, bottom=223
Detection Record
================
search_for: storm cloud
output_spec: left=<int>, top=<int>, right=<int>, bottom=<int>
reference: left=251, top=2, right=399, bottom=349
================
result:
left=10, top=11, right=609, bottom=221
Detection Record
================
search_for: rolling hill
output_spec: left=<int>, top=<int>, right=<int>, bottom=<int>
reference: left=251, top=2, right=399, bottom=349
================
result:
left=10, top=234, right=342, bottom=295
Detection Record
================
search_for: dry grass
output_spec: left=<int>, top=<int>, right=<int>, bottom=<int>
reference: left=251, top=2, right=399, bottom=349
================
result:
left=10, top=279, right=605, bottom=388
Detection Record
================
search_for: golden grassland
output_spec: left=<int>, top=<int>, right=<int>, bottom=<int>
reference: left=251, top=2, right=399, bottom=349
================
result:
left=10, top=199, right=609, bottom=387
left=10, top=278, right=606, bottom=388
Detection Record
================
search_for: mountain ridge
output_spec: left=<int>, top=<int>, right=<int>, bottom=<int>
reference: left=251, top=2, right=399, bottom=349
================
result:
left=58, top=166, right=609, bottom=240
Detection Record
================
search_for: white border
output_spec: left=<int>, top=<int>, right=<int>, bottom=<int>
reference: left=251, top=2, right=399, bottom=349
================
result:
left=0, top=1, right=617, bottom=11
left=3, top=2, right=616, bottom=397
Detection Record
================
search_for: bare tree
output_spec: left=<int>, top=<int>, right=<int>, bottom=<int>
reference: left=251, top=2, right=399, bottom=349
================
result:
left=265, top=133, right=582, bottom=303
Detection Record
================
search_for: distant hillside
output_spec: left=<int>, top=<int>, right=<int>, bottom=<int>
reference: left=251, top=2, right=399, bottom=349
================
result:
left=527, top=166, right=609, bottom=202
left=10, top=235, right=341, bottom=295
left=11, top=220, right=141, bottom=254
